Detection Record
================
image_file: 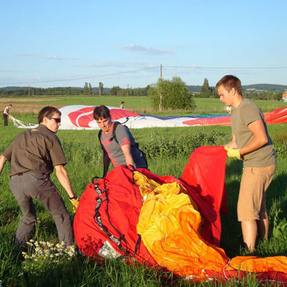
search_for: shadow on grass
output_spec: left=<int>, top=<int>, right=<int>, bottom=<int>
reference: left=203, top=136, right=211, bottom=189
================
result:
left=221, top=160, right=287, bottom=257
left=220, top=179, right=241, bottom=258
left=267, top=172, right=287, bottom=214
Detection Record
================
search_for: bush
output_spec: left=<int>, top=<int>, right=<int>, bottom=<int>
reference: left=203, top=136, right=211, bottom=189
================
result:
left=141, top=130, right=225, bottom=159
left=274, top=143, right=287, bottom=157
left=148, top=77, right=196, bottom=111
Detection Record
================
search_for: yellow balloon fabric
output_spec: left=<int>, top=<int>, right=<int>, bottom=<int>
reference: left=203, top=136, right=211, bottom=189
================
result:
left=134, top=171, right=228, bottom=280
left=134, top=171, right=287, bottom=281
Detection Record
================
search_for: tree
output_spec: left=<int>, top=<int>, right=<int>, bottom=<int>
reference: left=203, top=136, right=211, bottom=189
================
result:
left=83, top=82, right=89, bottom=94
left=99, top=82, right=104, bottom=96
left=200, top=78, right=212, bottom=97
left=88, top=83, right=93, bottom=96
left=83, top=82, right=93, bottom=95
left=148, top=77, right=196, bottom=111
left=110, top=86, right=121, bottom=96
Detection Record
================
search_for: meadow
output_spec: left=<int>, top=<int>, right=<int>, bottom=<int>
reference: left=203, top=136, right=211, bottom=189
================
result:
left=1, top=94, right=287, bottom=115
left=0, top=95, right=287, bottom=286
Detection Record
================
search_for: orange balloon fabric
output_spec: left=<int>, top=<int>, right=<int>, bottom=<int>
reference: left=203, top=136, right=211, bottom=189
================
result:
left=134, top=171, right=287, bottom=282
left=135, top=171, right=228, bottom=281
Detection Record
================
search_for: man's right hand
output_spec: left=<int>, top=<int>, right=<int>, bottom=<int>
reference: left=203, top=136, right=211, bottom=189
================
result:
left=127, top=164, right=136, bottom=171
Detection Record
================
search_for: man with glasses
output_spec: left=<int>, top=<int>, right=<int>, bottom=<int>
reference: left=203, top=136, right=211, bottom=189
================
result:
left=0, top=106, right=79, bottom=248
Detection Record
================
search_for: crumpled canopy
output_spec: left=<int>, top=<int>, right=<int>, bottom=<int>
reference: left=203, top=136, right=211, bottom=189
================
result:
left=135, top=171, right=228, bottom=281
left=73, top=146, right=287, bottom=283
left=134, top=169, right=287, bottom=282
left=56, top=105, right=287, bottom=129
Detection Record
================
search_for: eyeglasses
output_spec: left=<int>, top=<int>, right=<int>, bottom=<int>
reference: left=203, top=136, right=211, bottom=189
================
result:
left=51, top=118, right=61, bottom=123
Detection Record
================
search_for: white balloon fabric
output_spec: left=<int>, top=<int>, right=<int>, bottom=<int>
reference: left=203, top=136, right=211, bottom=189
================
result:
left=11, top=105, right=287, bottom=130
left=59, top=105, right=231, bottom=130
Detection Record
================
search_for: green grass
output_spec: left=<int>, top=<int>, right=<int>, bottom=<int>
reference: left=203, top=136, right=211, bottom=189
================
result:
left=1, top=94, right=286, bottom=115
left=0, top=104, right=287, bottom=286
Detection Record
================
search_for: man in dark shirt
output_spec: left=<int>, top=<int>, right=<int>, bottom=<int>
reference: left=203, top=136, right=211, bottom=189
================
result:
left=0, top=106, right=79, bottom=247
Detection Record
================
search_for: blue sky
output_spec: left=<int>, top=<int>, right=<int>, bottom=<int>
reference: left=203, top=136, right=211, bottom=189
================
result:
left=1, top=0, right=286, bottom=88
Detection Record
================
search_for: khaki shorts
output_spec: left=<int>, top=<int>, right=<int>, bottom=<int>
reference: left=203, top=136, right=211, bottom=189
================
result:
left=237, top=165, right=275, bottom=222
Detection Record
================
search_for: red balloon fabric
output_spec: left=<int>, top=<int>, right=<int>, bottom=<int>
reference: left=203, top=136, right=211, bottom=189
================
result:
left=73, top=166, right=156, bottom=265
left=74, top=146, right=227, bottom=261
left=73, top=146, right=287, bottom=284
left=180, top=146, right=228, bottom=245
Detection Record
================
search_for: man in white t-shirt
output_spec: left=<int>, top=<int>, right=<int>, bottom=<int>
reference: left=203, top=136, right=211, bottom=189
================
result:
left=3, top=104, right=12, bottom=126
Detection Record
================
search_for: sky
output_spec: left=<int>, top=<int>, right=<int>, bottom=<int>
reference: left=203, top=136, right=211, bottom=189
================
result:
left=0, top=0, right=287, bottom=88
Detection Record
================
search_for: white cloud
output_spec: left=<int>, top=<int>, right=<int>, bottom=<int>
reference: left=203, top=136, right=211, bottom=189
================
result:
left=17, top=53, right=79, bottom=61
left=122, top=44, right=172, bottom=55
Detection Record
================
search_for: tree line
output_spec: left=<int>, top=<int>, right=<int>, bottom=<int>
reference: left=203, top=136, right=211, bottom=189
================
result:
left=0, top=78, right=283, bottom=109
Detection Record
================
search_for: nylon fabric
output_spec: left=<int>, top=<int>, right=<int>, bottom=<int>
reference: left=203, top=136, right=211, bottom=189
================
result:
left=180, top=146, right=228, bottom=245
left=227, top=256, right=287, bottom=273
left=73, top=167, right=156, bottom=265
left=135, top=171, right=228, bottom=280
left=73, top=146, right=287, bottom=284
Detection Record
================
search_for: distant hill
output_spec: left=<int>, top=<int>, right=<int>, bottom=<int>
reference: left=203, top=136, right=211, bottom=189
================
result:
left=243, top=84, right=287, bottom=92
left=0, top=86, right=31, bottom=91
left=1, top=84, right=286, bottom=95
left=0, top=86, right=110, bottom=94
left=187, top=84, right=287, bottom=93
left=187, top=85, right=202, bottom=93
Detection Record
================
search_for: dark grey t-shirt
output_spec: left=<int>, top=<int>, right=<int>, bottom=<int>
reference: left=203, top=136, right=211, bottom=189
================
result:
left=100, top=123, right=146, bottom=168
left=3, top=124, right=67, bottom=176
left=231, top=99, right=275, bottom=167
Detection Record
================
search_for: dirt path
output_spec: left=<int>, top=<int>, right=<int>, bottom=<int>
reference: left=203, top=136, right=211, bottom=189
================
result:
left=0, top=98, right=61, bottom=114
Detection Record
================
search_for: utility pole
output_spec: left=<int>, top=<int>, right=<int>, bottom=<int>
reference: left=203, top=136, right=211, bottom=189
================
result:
left=159, top=64, right=163, bottom=111
left=99, top=82, right=104, bottom=96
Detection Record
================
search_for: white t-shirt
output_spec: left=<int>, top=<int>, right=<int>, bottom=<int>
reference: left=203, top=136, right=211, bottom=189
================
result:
left=3, top=106, right=10, bottom=115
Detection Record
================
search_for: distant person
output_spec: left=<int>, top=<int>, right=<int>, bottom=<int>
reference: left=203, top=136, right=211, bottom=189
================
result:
left=93, top=105, right=147, bottom=177
left=0, top=106, right=79, bottom=248
left=216, top=75, right=276, bottom=252
left=3, top=104, right=12, bottom=126
left=120, top=101, right=125, bottom=109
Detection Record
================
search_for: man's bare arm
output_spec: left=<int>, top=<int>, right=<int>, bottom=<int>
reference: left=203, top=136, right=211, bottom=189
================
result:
left=240, top=120, right=268, bottom=156
left=54, top=165, right=77, bottom=199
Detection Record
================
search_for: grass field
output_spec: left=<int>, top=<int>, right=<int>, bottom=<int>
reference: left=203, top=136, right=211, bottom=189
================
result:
left=0, top=96, right=287, bottom=286
left=1, top=94, right=287, bottom=115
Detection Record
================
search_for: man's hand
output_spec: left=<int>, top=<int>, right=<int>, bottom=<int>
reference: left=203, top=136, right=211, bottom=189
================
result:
left=224, top=147, right=241, bottom=160
left=0, top=155, right=7, bottom=174
left=127, top=164, right=136, bottom=171
left=69, top=197, right=79, bottom=213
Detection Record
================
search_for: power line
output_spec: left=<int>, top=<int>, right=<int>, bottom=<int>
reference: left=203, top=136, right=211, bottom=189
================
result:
left=3, top=66, right=158, bottom=86
left=165, top=65, right=287, bottom=70
left=2, top=64, right=287, bottom=86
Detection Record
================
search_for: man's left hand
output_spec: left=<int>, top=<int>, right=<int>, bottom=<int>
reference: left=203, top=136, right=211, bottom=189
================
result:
left=70, top=198, right=80, bottom=213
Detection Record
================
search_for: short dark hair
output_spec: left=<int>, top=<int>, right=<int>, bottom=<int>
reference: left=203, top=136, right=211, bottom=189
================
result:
left=216, top=75, right=242, bottom=96
left=93, top=105, right=111, bottom=120
left=38, top=106, right=61, bottom=124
